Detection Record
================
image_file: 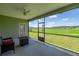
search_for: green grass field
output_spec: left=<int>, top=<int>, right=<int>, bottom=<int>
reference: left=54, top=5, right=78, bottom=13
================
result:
left=29, top=27, right=79, bottom=53
left=30, top=27, right=79, bottom=36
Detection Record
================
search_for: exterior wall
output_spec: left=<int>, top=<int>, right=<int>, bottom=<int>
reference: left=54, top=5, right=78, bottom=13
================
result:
left=0, top=21, right=1, bottom=36
left=0, top=20, right=2, bottom=36
left=0, top=15, right=29, bottom=46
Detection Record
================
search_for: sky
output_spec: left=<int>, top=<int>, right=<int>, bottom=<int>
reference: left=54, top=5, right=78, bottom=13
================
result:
left=29, top=8, right=79, bottom=27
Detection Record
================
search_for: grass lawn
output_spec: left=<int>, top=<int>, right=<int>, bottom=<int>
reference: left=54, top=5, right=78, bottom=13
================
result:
left=29, top=32, right=79, bottom=53
left=31, top=27, right=79, bottom=36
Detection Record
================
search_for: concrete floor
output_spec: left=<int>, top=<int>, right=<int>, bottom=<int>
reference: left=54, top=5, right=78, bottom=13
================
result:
left=2, top=39, right=78, bottom=56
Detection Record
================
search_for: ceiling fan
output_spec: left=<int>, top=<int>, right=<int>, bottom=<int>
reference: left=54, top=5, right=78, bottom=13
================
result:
left=14, top=5, right=30, bottom=16
left=23, top=8, right=30, bottom=16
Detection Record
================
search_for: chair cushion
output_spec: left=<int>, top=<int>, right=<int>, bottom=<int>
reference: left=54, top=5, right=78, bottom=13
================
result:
left=2, top=39, right=13, bottom=45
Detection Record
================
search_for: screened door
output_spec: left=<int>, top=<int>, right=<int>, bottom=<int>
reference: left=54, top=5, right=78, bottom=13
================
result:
left=38, top=18, right=45, bottom=42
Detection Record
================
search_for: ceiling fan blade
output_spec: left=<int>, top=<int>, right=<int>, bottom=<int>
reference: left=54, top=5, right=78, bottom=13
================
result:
left=23, top=10, right=30, bottom=15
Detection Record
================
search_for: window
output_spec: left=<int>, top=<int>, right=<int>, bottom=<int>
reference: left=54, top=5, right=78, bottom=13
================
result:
left=45, top=8, right=79, bottom=53
left=29, top=20, right=38, bottom=40
left=29, top=8, right=79, bottom=53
